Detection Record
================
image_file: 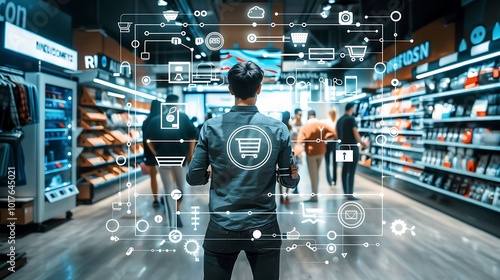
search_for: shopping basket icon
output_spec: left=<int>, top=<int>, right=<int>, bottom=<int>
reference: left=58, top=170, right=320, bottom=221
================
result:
left=163, top=10, right=179, bottom=22
left=235, top=138, right=261, bottom=158
left=291, top=33, right=308, bottom=47
left=345, top=45, right=367, bottom=62
left=155, top=156, right=185, bottom=167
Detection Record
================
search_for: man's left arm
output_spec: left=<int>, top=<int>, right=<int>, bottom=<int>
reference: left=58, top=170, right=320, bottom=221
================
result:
left=277, top=126, right=300, bottom=188
left=186, top=124, right=210, bottom=186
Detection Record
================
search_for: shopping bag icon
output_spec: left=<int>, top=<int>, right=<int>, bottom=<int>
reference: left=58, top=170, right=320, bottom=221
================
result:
left=344, top=210, right=358, bottom=220
left=336, top=145, right=353, bottom=162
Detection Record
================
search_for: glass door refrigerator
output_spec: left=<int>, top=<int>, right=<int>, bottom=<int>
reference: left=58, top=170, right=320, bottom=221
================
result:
left=24, top=73, right=79, bottom=226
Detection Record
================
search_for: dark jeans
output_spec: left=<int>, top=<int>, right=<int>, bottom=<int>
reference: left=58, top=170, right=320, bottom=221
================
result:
left=341, top=147, right=359, bottom=195
left=203, top=219, right=282, bottom=280
left=324, top=142, right=338, bottom=185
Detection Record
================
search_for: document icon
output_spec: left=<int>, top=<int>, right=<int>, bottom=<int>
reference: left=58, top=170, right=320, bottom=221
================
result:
left=344, top=210, right=358, bottom=220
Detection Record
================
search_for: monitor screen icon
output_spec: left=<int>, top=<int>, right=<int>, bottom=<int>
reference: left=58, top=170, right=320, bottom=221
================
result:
left=308, top=48, right=335, bottom=64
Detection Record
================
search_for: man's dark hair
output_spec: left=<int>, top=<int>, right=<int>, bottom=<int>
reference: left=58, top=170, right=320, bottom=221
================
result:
left=166, top=94, right=180, bottom=102
left=294, top=108, right=302, bottom=115
left=345, top=102, right=355, bottom=112
left=227, top=61, right=264, bottom=100
left=307, top=110, right=316, bottom=118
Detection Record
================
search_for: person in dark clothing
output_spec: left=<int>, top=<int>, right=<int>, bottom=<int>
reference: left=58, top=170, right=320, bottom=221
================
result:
left=323, top=109, right=338, bottom=186
left=144, top=94, right=198, bottom=227
left=142, top=100, right=161, bottom=208
left=336, top=102, right=369, bottom=200
left=186, top=61, right=299, bottom=280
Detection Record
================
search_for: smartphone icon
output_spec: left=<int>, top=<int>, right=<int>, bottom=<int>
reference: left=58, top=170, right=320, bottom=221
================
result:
left=344, top=76, right=357, bottom=96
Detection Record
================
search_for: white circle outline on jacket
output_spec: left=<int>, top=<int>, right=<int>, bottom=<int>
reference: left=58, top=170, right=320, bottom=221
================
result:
left=227, top=125, right=273, bottom=170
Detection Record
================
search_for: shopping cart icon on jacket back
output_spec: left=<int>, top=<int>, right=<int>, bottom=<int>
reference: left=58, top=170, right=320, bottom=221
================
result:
left=235, top=138, right=261, bottom=158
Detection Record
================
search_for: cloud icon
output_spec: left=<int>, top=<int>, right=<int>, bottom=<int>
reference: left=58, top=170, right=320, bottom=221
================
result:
left=247, top=6, right=265, bottom=19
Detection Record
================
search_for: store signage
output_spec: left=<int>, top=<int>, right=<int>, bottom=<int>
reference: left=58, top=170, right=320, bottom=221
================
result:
left=0, top=0, right=27, bottom=28
left=4, top=22, right=77, bottom=71
left=84, top=54, right=132, bottom=79
left=385, top=41, right=430, bottom=75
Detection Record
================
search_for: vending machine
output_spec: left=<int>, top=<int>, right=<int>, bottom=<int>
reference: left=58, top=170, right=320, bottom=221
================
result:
left=23, top=73, right=79, bottom=225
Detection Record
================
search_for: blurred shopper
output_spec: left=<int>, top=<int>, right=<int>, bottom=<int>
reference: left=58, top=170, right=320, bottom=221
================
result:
left=336, top=103, right=369, bottom=200
left=144, top=94, right=198, bottom=227
left=298, top=110, right=336, bottom=202
left=187, top=61, right=299, bottom=280
left=142, top=100, right=161, bottom=208
left=322, top=109, right=338, bottom=186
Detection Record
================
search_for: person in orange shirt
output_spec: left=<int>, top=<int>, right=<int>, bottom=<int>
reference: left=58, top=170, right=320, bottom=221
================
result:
left=298, top=110, right=337, bottom=202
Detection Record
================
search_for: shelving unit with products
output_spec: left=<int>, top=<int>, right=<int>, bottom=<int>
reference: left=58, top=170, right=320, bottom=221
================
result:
left=75, top=70, right=151, bottom=203
left=357, top=42, right=500, bottom=215
left=20, top=73, right=80, bottom=226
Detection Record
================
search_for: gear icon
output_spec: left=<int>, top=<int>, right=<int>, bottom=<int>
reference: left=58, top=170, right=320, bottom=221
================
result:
left=391, top=219, right=407, bottom=236
left=183, top=239, right=200, bottom=262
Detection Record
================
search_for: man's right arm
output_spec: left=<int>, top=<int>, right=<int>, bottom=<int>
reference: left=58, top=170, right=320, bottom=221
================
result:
left=186, top=124, right=210, bottom=186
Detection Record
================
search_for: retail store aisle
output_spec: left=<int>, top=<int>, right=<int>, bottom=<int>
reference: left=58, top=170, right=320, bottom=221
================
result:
left=5, top=164, right=500, bottom=280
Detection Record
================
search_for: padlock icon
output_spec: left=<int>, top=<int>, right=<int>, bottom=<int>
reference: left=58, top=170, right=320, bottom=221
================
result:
left=120, top=61, right=131, bottom=75
left=336, top=144, right=354, bottom=162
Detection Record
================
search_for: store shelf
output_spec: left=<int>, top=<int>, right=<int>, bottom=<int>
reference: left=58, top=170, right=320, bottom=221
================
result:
left=420, top=83, right=500, bottom=101
left=423, top=116, right=500, bottom=123
left=360, top=151, right=371, bottom=156
left=420, top=163, right=500, bottom=184
left=372, top=143, right=425, bottom=153
left=45, top=137, right=70, bottom=141
left=81, top=102, right=150, bottom=115
left=45, top=165, right=71, bottom=175
left=371, top=155, right=425, bottom=169
left=370, top=90, right=426, bottom=105
left=358, top=127, right=424, bottom=136
left=362, top=111, right=424, bottom=120
left=46, top=98, right=68, bottom=104
left=422, top=140, right=500, bottom=151
left=45, top=128, right=68, bottom=133
left=393, top=173, right=500, bottom=213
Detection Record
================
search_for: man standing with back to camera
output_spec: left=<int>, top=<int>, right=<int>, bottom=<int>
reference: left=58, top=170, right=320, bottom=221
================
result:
left=336, top=102, right=369, bottom=200
left=187, top=61, right=299, bottom=280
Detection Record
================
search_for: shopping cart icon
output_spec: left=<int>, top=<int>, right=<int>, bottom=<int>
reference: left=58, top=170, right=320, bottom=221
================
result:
left=155, top=156, right=186, bottom=167
left=235, top=138, right=261, bottom=159
left=291, top=33, right=308, bottom=47
left=344, top=45, right=367, bottom=62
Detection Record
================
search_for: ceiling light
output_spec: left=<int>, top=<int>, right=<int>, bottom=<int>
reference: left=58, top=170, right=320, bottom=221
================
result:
left=322, top=3, right=332, bottom=11
left=93, top=78, right=157, bottom=100
left=200, top=52, right=206, bottom=57
left=185, top=37, right=191, bottom=41
left=328, top=0, right=336, bottom=3
left=321, top=10, right=330, bottom=18
left=195, top=54, right=202, bottom=59
left=157, top=0, right=167, bottom=6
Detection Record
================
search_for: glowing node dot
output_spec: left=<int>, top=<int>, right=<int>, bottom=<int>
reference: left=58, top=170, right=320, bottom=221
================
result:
left=127, top=210, right=131, bottom=214
left=325, top=260, right=329, bottom=265
left=364, top=15, right=368, bottom=19
left=275, top=12, right=278, bottom=16
left=356, top=22, right=360, bottom=27
left=252, top=22, right=257, bottom=27
left=226, top=211, right=230, bottom=215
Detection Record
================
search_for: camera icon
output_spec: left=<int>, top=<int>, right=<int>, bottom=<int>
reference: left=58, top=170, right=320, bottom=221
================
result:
left=339, top=11, right=353, bottom=25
